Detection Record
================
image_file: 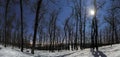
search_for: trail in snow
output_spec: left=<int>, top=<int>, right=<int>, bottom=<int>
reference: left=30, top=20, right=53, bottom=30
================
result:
left=0, top=44, right=120, bottom=57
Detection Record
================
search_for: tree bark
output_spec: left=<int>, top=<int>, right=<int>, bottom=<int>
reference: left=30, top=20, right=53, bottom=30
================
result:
left=31, top=0, right=42, bottom=54
left=20, top=0, right=24, bottom=52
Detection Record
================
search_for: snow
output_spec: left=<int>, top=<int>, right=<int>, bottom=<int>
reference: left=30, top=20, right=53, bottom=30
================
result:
left=0, top=45, right=32, bottom=57
left=0, top=44, right=120, bottom=57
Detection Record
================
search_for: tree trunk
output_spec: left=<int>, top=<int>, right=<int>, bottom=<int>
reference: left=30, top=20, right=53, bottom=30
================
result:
left=4, top=0, right=10, bottom=47
left=31, top=0, right=42, bottom=54
left=20, top=0, right=24, bottom=52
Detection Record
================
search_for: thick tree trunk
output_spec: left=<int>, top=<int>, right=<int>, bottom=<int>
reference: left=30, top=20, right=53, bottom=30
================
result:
left=94, top=0, right=98, bottom=51
left=20, top=0, right=24, bottom=52
left=31, top=0, right=42, bottom=54
left=91, top=0, right=98, bottom=51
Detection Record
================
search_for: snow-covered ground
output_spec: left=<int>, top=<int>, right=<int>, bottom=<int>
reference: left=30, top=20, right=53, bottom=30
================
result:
left=0, top=44, right=120, bottom=57
left=0, top=45, right=32, bottom=57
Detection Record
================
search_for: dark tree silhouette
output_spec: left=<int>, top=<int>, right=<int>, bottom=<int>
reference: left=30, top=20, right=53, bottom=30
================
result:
left=31, top=0, right=43, bottom=54
left=20, top=0, right=24, bottom=52
left=4, top=0, right=10, bottom=47
left=91, top=0, right=98, bottom=50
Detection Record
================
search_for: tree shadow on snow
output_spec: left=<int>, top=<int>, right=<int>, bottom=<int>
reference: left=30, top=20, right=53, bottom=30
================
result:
left=91, top=48, right=107, bottom=57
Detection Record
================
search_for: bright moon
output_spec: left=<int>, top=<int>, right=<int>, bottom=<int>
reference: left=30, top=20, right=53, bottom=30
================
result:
left=90, top=10, right=95, bottom=16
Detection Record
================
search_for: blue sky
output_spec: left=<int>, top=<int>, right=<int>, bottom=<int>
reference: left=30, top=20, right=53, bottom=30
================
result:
left=0, top=0, right=112, bottom=36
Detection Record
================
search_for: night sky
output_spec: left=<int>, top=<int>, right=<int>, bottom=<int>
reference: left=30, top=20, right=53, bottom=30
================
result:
left=0, top=0, right=115, bottom=37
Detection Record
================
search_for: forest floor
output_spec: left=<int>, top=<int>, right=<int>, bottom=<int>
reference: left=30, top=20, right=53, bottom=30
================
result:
left=0, top=44, right=120, bottom=57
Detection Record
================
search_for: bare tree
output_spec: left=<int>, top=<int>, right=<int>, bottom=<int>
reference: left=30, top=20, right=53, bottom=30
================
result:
left=83, top=0, right=87, bottom=48
left=20, top=0, right=24, bottom=52
left=48, top=9, right=60, bottom=51
left=104, top=0, right=120, bottom=45
left=4, top=0, right=10, bottom=47
left=31, top=0, right=43, bottom=54
left=91, top=0, right=98, bottom=50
